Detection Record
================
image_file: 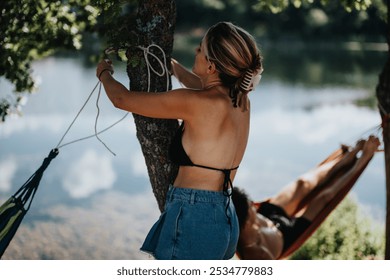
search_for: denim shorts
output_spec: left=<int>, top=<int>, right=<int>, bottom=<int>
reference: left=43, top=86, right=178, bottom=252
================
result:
left=140, top=185, right=239, bottom=260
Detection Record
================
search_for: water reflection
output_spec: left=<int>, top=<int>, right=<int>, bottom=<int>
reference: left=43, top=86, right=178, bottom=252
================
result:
left=262, top=48, right=383, bottom=88
left=0, top=155, right=17, bottom=192
left=63, top=149, right=116, bottom=199
left=0, top=48, right=386, bottom=259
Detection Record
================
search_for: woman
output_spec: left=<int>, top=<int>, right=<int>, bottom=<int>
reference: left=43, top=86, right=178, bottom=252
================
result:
left=96, top=22, right=263, bottom=259
left=232, top=136, right=380, bottom=259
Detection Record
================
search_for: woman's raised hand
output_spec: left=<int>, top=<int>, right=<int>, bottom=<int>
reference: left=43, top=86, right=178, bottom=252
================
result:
left=96, top=59, right=114, bottom=81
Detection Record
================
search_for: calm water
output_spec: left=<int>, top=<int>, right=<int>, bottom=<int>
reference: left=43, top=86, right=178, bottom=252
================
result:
left=0, top=47, right=386, bottom=259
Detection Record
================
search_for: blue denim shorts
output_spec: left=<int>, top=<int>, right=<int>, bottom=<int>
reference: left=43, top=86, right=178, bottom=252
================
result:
left=140, top=185, right=239, bottom=260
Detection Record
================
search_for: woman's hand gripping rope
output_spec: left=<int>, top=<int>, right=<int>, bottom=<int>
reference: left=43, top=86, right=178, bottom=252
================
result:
left=97, top=59, right=114, bottom=81
left=92, top=45, right=171, bottom=155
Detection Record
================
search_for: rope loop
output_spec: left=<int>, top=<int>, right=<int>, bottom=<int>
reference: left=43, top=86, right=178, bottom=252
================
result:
left=137, top=44, right=170, bottom=92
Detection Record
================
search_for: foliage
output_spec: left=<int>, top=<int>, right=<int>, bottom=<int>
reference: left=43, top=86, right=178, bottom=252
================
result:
left=176, top=0, right=386, bottom=40
left=0, top=0, right=100, bottom=119
left=0, top=0, right=153, bottom=121
left=291, top=197, right=385, bottom=259
left=253, top=0, right=375, bottom=13
left=1, top=0, right=387, bottom=121
left=92, top=0, right=139, bottom=50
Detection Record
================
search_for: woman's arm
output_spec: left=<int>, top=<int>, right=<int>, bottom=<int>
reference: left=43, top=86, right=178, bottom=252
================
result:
left=97, top=60, right=202, bottom=120
left=171, top=58, right=203, bottom=89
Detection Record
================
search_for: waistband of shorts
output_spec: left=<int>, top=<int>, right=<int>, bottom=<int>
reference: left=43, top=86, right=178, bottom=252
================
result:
left=167, top=184, right=229, bottom=204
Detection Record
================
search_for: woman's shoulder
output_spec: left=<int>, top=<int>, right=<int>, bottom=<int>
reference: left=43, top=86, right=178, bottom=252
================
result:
left=172, top=87, right=229, bottom=109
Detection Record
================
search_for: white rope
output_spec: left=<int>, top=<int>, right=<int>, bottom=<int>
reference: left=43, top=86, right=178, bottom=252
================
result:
left=94, top=82, right=118, bottom=156
left=55, top=44, right=170, bottom=154
left=137, top=44, right=170, bottom=92
left=55, top=81, right=100, bottom=149
left=55, top=80, right=128, bottom=155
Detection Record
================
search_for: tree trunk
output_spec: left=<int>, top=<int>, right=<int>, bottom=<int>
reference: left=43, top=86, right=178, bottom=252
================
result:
left=126, top=0, right=178, bottom=212
left=376, top=0, right=390, bottom=260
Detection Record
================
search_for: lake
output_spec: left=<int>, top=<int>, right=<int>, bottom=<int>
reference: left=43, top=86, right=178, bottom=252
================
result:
left=0, top=45, right=387, bottom=259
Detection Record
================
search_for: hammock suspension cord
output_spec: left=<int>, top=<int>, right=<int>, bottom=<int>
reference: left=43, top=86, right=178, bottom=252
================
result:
left=54, top=44, right=170, bottom=154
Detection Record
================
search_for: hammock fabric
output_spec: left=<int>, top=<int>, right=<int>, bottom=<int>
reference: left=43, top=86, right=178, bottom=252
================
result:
left=248, top=142, right=376, bottom=260
left=0, top=149, right=59, bottom=258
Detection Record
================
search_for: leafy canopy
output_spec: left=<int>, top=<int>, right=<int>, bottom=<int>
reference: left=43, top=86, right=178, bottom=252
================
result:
left=253, top=0, right=374, bottom=13
left=0, top=0, right=145, bottom=121
left=0, top=0, right=100, bottom=120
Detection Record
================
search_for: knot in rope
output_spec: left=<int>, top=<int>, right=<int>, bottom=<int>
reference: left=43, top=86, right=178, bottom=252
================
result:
left=137, top=44, right=170, bottom=92
left=41, top=149, right=59, bottom=170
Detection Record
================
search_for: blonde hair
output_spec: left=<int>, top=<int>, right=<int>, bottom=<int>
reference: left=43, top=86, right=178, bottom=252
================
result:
left=203, top=22, right=263, bottom=111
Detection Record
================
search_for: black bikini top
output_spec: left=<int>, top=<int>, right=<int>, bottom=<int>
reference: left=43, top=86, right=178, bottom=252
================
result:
left=169, top=122, right=239, bottom=197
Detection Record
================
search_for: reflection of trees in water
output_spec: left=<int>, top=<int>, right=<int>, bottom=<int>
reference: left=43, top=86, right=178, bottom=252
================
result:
left=263, top=46, right=386, bottom=89
left=172, top=35, right=385, bottom=96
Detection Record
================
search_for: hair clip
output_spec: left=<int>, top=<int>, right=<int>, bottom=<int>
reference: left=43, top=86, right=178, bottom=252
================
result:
left=240, top=69, right=254, bottom=92
left=240, top=69, right=262, bottom=92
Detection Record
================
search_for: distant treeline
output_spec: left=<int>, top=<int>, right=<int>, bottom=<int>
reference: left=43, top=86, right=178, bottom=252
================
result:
left=175, top=1, right=386, bottom=42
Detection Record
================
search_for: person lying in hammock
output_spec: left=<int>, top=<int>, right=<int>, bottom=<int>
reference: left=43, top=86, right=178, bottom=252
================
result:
left=232, top=135, right=380, bottom=260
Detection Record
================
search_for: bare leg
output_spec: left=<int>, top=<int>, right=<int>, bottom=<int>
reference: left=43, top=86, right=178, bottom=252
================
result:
left=301, top=136, right=379, bottom=221
left=269, top=140, right=365, bottom=216
left=269, top=142, right=356, bottom=215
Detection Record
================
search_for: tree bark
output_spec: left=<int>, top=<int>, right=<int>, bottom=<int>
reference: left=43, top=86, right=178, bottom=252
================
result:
left=126, top=0, right=178, bottom=212
left=376, top=0, right=390, bottom=260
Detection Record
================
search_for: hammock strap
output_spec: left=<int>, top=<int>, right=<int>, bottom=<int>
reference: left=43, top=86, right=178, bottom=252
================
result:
left=54, top=44, right=170, bottom=154
left=55, top=80, right=100, bottom=149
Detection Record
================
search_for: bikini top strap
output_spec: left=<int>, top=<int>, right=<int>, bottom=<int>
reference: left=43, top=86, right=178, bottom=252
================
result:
left=191, top=164, right=239, bottom=196
left=191, top=164, right=239, bottom=172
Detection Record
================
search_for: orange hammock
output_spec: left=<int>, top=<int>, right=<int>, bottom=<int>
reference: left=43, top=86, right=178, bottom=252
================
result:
left=244, top=139, right=378, bottom=260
